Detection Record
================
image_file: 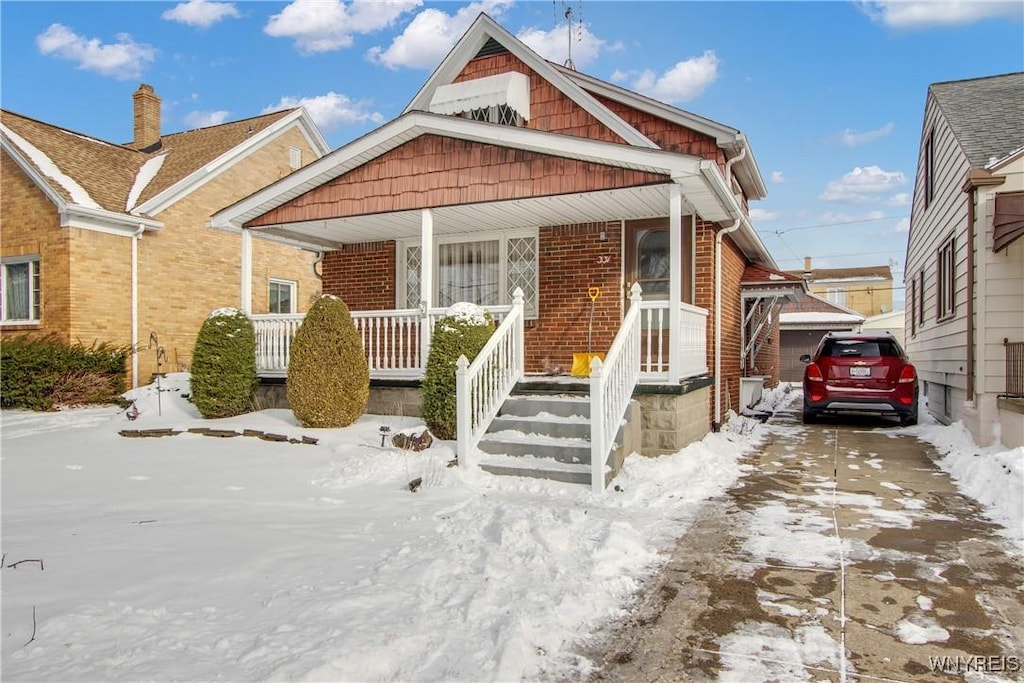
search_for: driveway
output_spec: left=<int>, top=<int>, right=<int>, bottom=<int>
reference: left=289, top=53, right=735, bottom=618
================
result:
left=588, top=395, right=1023, bottom=682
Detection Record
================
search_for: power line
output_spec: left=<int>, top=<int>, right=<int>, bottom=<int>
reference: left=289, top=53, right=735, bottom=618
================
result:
left=757, top=214, right=910, bottom=235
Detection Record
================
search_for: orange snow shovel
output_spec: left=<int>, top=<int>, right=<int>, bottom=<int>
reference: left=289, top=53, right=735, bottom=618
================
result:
left=570, top=286, right=605, bottom=377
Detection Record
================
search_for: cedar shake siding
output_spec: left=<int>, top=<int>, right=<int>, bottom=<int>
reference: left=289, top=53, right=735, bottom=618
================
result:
left=595, top=95, right=724, bottom=165
left=454, top=53, right=626, bottom=143
left=246, top=136, right=666, bottom=228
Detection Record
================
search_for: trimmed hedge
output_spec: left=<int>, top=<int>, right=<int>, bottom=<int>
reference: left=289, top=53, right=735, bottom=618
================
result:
left=421, top=303, right=494, bottom=440
left=287, top=295, right=369, bottom=428
left=190, top=308, right=257, bottom=419
left=0, top=335, right=129, bottom=410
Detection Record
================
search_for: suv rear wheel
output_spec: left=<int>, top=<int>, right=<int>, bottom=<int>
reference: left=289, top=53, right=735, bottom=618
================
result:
left=802, top=406, right=817, bottom=424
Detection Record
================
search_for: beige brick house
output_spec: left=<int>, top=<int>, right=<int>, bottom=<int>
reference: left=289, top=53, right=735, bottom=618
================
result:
left=1, top=85, right=329, bottom=385
left=213, top=13, right=799, bottom=483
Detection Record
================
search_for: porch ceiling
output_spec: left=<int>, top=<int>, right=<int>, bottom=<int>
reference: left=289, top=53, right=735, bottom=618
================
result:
left=249, top=184, right=687, bottom=247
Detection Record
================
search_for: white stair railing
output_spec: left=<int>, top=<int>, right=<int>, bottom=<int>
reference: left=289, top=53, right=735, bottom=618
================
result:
left=589, top=283, right=643, bottom=493
left=455, top=288, right=526, bottom=470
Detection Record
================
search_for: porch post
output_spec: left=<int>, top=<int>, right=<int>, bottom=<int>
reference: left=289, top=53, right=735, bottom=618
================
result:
left=420, top=209, right=434, bottom=366
left=240, top=228, right=253, bottom=314
left=668, top=184, right=682, bottom=383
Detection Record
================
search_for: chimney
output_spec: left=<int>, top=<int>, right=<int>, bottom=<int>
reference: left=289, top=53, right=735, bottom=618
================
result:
left=132, top=84, right=161, bottom=150
left=803, top=256, right=813, bottom=281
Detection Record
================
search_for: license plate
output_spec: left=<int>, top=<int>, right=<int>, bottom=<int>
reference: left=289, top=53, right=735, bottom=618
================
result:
left=850, top=366, right=871, bottom=377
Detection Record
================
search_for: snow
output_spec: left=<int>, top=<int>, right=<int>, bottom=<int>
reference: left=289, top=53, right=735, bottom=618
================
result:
left=1, top=374, right=761, bottom=681
left=3, top=377, right=1021, bottom=680
left=441, top=301, right=490, bottom=328
left=779, top=312, right=864, bottom=324
left=0, top=123, right=101, bottom=209
left=126, top=153, right=167, bottom=211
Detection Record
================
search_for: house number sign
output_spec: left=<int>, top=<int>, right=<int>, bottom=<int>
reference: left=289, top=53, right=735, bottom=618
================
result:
left=596, top=255, right=612, bottom=265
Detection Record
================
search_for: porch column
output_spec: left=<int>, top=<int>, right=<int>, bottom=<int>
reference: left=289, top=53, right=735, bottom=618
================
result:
left=240, top=228, right=253, bottom=314
left=419, top=209, right=434, bottom=366
left=668, top=184, right=682, bottom=383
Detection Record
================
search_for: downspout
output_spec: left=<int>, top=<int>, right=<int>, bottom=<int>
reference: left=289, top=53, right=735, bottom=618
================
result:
left=312, top=251, right=324, bottom=281
left=964, top=185, right=976, bottom=406
left=712, top=145, right=747, bottom=431
left=131, top=225, right=144, bottom=389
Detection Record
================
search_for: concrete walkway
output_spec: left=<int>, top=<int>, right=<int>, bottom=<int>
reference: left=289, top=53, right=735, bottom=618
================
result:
left=588, top=396, right=1023, bottom=682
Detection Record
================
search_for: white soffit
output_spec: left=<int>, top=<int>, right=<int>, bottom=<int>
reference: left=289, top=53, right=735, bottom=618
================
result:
left=429, top=72, right=531, bottom=120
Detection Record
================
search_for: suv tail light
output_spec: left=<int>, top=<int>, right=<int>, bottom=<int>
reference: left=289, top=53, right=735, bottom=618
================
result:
left=898, top=365, right=917, bottom=384
left=806, top=363, right=824, bottom=382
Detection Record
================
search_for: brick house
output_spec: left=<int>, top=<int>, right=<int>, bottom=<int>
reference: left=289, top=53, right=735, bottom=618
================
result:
left=213, top=14, right=796, bottom=483
left=1, top=85, right=329, bottom=385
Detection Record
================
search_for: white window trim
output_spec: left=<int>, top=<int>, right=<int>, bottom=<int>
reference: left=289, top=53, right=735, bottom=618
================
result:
left=289, top=146, right=302, bottom=171
left=268, top=277, right=297, bottom=315
left=398, top=227, right=539, bottom=317
left=1, top=255, right=41, bottom=325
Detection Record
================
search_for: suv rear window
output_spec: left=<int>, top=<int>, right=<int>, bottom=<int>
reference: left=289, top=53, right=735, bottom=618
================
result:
left=822, top=339, right=900, bottom=358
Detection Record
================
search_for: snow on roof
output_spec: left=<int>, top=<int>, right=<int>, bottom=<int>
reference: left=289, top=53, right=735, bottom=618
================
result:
left=126, top=153, right=167, bottom=211
left=1, top=122, right=101, bottom=209
left=813, top=276, right=888, bottom=284
left=780, top=312, right=865, bottom=324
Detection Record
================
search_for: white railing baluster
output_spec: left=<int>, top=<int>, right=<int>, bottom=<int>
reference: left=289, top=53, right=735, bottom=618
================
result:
left=455, top=289, right=526, bottom=470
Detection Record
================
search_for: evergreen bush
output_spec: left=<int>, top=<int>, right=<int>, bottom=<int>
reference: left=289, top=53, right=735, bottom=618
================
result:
left=421, top=303, right=495, bottom=440
left=189, top=308, right=257, bottom=419
left=287, top=295, right=368, bottom=428
left=0, top=334, right=129, bottom=410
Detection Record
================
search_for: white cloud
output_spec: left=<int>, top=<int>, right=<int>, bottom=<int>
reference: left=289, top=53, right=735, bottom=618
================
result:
left=263, top=91, right=385, bottom=130
left=184, top=110, right=230, bottom=128
left=162, top=0, right=240, bottom=28
left=892, top=217, right=911, bottom=233
left=35, top=23, right=155, bottom=79
left=839, top=121, right=895, bottom=147
left=887, top=192, right=911, bottom=206
left=858, top=1, right=1023, bottom=28
left=517, top=24, right=617, bottom=69
left=265, top=0, right=421, bottom=54
left=819, top=209, right=888, bottom=224
left=820, top=165, right=907, bottom=203
left=770, top=170, right=786, bottom=183
left=613, top=50, right=720, bottom=104
left=749, top=208, right=780, bottom=222
left=367, top=0, right=512, bottom=69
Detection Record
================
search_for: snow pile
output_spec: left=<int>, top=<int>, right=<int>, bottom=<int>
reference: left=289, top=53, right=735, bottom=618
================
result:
left=442, top=301, right=491, bottom=328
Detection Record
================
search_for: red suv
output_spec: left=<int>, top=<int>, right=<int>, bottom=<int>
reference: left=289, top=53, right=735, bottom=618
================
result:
left=801, top=331, right=919, bottom=426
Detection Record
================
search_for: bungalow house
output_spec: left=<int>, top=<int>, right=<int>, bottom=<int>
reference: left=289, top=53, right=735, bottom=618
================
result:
left=905, top=72, right=1023, bottom=448
left=0, top=85, right=329, bottom=385
left=212, top=14, right=798, bottom=488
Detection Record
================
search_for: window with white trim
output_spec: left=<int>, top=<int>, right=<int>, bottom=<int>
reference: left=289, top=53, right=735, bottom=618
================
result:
left=269, top=278, right=296, bottom=314
left=400, top=229, right=538, bottom=317
left=1, top=256, right=41, bottom=323
left=936, top=235, right=955, bottom=320
left=825, top=287, right=847, bottom=307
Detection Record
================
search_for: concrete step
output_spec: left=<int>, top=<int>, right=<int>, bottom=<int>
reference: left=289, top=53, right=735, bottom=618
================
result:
left=488, top=414, right=591, bottom=440
left=478, top=453, right=592, bottom=486
left=499, top=395, right=590, bottom=420
left=477, top=431, right=593, bottom=465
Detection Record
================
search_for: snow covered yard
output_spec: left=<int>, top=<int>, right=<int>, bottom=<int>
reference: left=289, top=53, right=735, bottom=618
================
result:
left=2, top=374, right=760, bottom=681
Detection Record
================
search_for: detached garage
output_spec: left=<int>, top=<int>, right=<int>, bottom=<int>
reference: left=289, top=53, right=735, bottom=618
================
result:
left=779, top=292, right=864, bottom=381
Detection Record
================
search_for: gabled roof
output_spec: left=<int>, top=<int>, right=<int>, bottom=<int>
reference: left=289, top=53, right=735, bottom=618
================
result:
left=742, top=264, right=804, bottom=284
left=1, top=105, right=329, bottom=225
left=929, top=72, right=1024, bottom=169
left=780, top=290, right=864, bottom=318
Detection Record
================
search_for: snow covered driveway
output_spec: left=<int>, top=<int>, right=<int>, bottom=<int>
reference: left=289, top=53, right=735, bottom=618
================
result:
left=591, top=399, right=1024, bottom=682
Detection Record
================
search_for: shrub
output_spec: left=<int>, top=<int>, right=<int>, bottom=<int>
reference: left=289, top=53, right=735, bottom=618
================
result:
left=287, top=295, right=368, bottom=428
left=0, top=334, right=129, bottom=410
left=190, top=308, right=257, bottom=419
left=421, top=303, right=495, bottom=440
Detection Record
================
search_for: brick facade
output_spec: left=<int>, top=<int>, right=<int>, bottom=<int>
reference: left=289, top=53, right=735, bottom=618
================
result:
left=1, top=126, right=322, bottom=385
left=321, top=242, right=396, bottom=310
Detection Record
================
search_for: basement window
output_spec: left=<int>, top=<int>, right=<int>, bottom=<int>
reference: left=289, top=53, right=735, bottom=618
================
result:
left=1, top=256, right=41, bottom=323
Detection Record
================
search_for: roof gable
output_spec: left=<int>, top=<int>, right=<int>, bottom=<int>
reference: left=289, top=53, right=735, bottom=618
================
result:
left=786, top=264, right=893, bottom=282
left=929, top=72, right=1024, bottom=169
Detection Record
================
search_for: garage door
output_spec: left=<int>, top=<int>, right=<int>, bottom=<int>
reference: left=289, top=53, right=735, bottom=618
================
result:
left=780, top=330, right=826, bottom=382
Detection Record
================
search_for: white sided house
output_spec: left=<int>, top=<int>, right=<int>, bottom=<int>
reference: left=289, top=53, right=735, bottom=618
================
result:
left=905, top=72, right=1024, bottom=447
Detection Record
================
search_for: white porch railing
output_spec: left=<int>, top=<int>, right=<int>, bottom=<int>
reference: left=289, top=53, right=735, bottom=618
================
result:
left=638, top=300, right=709, bottom=381
left=589, top=283, right=644, bottom=493
left=455, top=289, right=526, bottom=470
left=252, top=305, right=510, bottom=378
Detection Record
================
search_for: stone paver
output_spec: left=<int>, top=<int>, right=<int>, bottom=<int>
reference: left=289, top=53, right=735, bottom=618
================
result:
left=586, top=397, right=1023, bottom=682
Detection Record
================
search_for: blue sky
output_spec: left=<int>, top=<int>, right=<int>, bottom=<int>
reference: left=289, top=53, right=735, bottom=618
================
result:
left=2, top=1, right=1022, bottom=308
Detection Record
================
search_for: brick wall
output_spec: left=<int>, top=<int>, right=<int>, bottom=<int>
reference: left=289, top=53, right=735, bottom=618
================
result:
left=0, top=152, right=71, bottom=342
left=321, top=242, right=396, bottom=310
left=68, top=227, right=132, bottom=353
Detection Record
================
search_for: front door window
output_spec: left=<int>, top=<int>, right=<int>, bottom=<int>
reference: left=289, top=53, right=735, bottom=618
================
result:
left=636, top=229, right=670, bottom=296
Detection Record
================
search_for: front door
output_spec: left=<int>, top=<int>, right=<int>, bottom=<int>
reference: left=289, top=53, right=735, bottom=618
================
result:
left=624, top=217, right=694, bottom=305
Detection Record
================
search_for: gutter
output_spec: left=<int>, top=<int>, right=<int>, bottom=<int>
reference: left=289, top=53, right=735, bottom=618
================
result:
left=131, top=225, right=145, bottom=389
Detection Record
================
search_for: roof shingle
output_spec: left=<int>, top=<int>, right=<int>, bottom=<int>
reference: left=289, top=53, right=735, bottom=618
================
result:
left=929, top=72, right=1024, bottom=169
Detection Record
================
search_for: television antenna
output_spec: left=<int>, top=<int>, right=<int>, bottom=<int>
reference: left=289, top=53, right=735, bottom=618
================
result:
left=555, top=0, right=583, bottom=70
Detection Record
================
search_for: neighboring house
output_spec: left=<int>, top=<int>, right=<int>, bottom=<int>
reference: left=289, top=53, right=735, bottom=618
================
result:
left=861, top=310, right=906, bottom=348
left=905, top=72, right=1023, bottom=448
left=779, top=291, right=865, bottom=382
left=212, top=14, right=795, bottom=482
left=0, top=85, right=329, bottom=385
left=787, top=257, right=894, bottom=317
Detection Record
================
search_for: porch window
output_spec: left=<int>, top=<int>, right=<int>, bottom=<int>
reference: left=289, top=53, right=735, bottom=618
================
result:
left=401, top=230, right=538, bottom=317
left=269, top=278, right=296, bottom=314
left=1, top=256, right=41, bottom=323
